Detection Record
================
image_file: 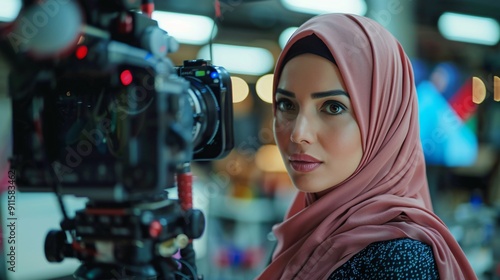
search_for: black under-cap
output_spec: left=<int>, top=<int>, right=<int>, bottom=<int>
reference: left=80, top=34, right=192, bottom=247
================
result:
left=280, top=33, right=337, bottom=71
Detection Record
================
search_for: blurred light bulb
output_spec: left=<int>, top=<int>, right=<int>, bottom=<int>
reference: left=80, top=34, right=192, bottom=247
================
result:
left=0, top=0, right=22, bottom=22
left=281, top=0, right=367, bottom=15
left=197, top=44, right=274, bottom=76
left=438, top=12, right=500, bottom=46
left=152, top=11, right=216, bottom=45
left=256, top=145, right=286, bottom=172
left=231, top=76, right=249, bottom=103
left=279, top=27, right=298, bottom=49
left=256, top=74, right=274, bottom=103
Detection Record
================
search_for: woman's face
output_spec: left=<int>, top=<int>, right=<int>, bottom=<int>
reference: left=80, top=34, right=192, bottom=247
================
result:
left=274, top=54, right=363, bottom=193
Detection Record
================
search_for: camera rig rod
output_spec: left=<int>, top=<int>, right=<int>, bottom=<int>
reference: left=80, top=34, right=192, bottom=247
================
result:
left=141, top=0, right=155, bottom=18
left=177, top=163, right=193, bottom=211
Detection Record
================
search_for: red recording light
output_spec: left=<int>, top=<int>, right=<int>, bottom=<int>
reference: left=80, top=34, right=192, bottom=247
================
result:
left=120, top=70, right=133, bottom=86
left=75, top=45, right=88, bottom=60
left=149, top=220, right=162, bottom=238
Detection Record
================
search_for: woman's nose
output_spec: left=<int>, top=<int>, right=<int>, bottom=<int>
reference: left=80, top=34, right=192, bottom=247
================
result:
left=290, top=114, right=315, bottom=144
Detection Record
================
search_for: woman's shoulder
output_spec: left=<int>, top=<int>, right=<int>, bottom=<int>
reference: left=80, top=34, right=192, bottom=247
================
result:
left=328, top=238, right=439, bottom=280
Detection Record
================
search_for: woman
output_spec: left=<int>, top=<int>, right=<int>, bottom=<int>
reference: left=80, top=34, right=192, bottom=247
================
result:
left=257, top=14, right=477, bottom=279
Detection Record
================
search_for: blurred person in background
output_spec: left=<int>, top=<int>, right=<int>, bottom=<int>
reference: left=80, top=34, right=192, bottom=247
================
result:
left=257, top=13, right=477, bottom=280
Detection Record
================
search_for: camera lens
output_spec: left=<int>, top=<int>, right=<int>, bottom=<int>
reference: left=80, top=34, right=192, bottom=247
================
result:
left=183, top=77, right=220, bottom=152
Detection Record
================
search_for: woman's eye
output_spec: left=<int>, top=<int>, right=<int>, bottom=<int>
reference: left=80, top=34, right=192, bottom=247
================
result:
left=276, top=99, right=295, bottom=112
left=322, top=101, right=346, bottom=115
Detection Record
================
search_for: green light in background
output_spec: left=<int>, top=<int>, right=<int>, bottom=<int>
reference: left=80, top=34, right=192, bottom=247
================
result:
left=195, top=70, right=205, bottom=77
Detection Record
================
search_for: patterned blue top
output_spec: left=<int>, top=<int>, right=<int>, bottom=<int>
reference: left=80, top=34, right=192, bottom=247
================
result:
left=328, top=238, right=440, bottom=279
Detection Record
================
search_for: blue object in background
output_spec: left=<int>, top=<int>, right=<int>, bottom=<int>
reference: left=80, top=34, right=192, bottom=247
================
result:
left=429, top=62, right=463, bottom=101
left=410, top=58, right=430, bottom=86
left=416, top=81, right=478, bottom=166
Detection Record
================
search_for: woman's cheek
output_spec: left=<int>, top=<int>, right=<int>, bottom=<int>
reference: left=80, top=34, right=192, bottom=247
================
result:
left=274, top=118, right=294, bottom=138
left=273, top=121, right=289, bottom=147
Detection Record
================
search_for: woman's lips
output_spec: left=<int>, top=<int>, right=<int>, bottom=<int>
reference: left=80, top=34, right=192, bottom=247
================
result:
left=288, top=154, right=322, bottom=173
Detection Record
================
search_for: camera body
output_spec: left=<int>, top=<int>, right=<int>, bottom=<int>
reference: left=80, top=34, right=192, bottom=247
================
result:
left=177, top=59, right=233, bottom=160
left=1, top=1, right=234, bottom=278
left=7, top=0, right=234, bottom=202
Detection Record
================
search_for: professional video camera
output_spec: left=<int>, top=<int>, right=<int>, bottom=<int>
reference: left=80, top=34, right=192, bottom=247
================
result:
left=1, top=0, right=234, bottom=279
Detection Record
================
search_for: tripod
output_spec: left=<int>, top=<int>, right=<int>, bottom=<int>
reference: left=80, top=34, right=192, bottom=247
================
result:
left=45, top=169, right=204, bottom=280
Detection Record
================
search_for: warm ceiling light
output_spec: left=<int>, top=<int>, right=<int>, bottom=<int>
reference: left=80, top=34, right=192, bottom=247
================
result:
left=279, top=27, right=299, bottom=49
left=472, top=77, right=486, bottom=104
left=255, top=145, right=287, bottom=172
left=281, top=0, right=367, bottom=15
left=231, top=76, right=249, bottom=103
left=0, top=0, right=22, bottom=22
left=256, top=74, right=274, bottom=104
left=438, top=12, right=500, bottom=46
left=152, top=11, right=216, bottom=45
left=197, top=44, right=274, bottom=76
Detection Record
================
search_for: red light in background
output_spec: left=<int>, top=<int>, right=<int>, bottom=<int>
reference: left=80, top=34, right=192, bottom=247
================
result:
left=120, top=70, right=133, bottom=86
left=75, top=45, right=88, bottom=60
left=449, top=78, right=476, bottom=121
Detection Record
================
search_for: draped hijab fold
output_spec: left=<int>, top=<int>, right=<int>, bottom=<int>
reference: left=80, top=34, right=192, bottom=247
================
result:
left=256, top=14, right=477, bottom=280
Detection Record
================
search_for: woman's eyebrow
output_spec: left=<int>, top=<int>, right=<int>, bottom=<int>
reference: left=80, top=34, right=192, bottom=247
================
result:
left=276, top=88, right=295, bottom=97
left=311, top=90, right=349, bottom=99
left=276, top=88, right=349, bottom=99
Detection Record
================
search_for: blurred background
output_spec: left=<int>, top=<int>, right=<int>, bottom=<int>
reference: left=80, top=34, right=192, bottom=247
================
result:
left=0, top=0, right=499, bottom=279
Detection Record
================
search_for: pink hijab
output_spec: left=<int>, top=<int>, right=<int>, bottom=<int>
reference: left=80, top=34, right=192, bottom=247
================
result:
left=257, top=14, right=477, bottom=280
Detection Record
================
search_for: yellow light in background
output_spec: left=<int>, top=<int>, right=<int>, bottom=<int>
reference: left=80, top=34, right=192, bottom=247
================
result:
left=495, top=76, right=500, bottom=102
left=231, top=77, right=249, bottom=103
left=256, top=74, right=274, bottom=104
left=255, top=145, right=286, bottom=173
left=472, top=77, right=486, bottom=104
